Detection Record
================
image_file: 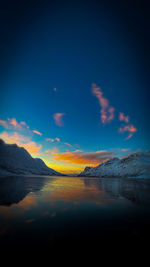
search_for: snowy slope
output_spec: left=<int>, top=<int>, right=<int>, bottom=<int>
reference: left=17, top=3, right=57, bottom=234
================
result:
left=0, top=139, right=62, bottom=176
left=79, top=151, right=150, bottom=178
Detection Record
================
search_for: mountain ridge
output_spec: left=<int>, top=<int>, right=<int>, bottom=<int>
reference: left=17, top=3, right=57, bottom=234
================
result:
left=79, top=151, right=150, bottom=178
left=0, top=139, right=63, bottom=176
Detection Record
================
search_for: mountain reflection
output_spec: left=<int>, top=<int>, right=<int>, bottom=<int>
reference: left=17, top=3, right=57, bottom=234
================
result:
left=0, top=175, right=52, bottom=206
left=0, top=176, right=150, bottom=207
left=83, top=177, right=150, bottom=204
left=0, top=176, right=150, bottom=248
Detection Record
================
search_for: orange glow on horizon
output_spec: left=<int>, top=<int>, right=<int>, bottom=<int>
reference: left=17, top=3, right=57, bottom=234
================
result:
left=51, top=150, right=113, bottom=166
left=45, top=160, right=86, bottom=174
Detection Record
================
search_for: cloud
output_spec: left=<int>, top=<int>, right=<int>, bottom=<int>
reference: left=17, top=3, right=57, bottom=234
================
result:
left=43, top=147, right=59, bottom=156
left=53, top=113, right=65, bottom=127
left=0, top=131, right=42, bottom=156
left=0, top=118, right=28, bottom=130
left=0, top=118, right=43, bottom=139
left=120, top=148, right=130, bottom=152
left=46, top=138, right=55, bottom=142
left=118, top=125, right=137, bottom=140
left=51, top=150, right=115, bottom=165
left=63, top=142, right=73, bottom=147
left=55, top=137, right=60, bottom=142
left=0, top=131, right=30, bottom=144
left=53, top=88, right=57, bottom=92
left=0, top=120, right=9, bottom=129
left=9, top=118, right=22, bottom=130
left=119, top=112, right=129, bottom=123
left=22, top=142, right=42, bottom=156
left=33, top=130, right=42, bottom=136
left=118, top=112, right=137, bottom=140
left=92, top=83, right=115, bottom=124
left=46, top=137, right=60, bottom=143
left=20, top=121, right=27, bottom=126
left=46, top=137, right=74, bottom=149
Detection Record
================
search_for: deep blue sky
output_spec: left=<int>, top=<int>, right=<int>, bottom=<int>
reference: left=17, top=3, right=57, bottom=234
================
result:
left=0, top=0, right=150, bottom=173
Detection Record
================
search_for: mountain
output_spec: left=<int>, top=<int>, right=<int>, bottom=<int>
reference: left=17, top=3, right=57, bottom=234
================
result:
left=79, top=151, right=150, bottom=178
left=0, top=139, right=62, bottom=176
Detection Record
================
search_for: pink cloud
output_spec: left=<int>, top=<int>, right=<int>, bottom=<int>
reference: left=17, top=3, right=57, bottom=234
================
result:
left=53, top=113, right=65, bottom=127
left=46, top=138, right=55, bottom=142
left=45, top=137, right=73, bottom=148
left=0, top=118, right=28, bottom=130
left=46, top=137, right=60, bottom=142
left=92, top=84, right=115, bottom=124
left=0, top=131, right=30, bottom=144
left=33, top=130, right=42, bottom=136
left=20, top=121, right=27, bottom=126
left=0, top=120, right=9, bottom=129
left=22, top=142, right=42, bottom=156
left=0, top=131, right=42, bottom=156
left=55, top=137, right=60, bottom=142
left=120, top=148, right=130, bottom=152
left=63, top=142, right=73, bottom=147
left=9, top=118, right=22, bottom=130
left=118, top=124, right=137, bottom=140
left=119, top=112, right=129, bottom=123
left=43, top=146, right=59, bottom=156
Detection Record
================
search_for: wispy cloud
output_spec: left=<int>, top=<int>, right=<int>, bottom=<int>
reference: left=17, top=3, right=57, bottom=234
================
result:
left=63, top=142, right=73, bottom=147
left=120, top=148, right=130, bottom=152
left=118, top=112, right=137, bottom=140
left=0, top=131, right=30, bottom=144
left=0, top=118, right=43, bottom=139
left=0, top=118, right=29, bottom=130
left=46, top=137, right=60, bottom=143
left=22, top=142, right=42, bottom=156
left=46, top=137, right=73, bottom=149
left=43, top=147, right=59, bottom=156
left=33, top=130, right=42, bottom=136
left=0, top=120, right=9, bottom=129
left=55, top=137, right=60, bottom=142
left=45, top=137, right=73, bottom=151
left=53, top=113, right=65, bottom=127
left=92, top=83, right=115, bottom=124
left=46, top=138, right=55, bottom=142
left=118, top=125, right=137, bottom=140
left=119, top=112, right=129, bottom=123
left=9, top=118, right=22, bottom=130
left=51, top=150, right=115, bottom=165
left=0, top=131, right=42, bottom=156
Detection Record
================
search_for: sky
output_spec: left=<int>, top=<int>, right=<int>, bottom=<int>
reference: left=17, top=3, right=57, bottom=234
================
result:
left=0, top=0, right=150, bottom=174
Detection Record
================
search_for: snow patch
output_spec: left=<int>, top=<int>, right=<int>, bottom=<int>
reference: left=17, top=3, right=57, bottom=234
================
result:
left=79, top=151, right=150, bottom=178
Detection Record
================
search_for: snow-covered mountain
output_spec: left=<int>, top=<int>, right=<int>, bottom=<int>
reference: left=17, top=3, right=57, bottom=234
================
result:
left=0, top=139, right=62, bottom=176
left=79, top=151, right=150, bottom=178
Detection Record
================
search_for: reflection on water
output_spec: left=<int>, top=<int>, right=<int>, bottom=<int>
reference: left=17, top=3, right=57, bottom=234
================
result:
left=0, top=175, right=150, bottom=248
left=0, top=175, right=48, bottom=206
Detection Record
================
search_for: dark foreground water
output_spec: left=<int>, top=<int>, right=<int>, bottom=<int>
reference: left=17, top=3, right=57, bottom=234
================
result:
left=0, top=175, right=150, bottom=251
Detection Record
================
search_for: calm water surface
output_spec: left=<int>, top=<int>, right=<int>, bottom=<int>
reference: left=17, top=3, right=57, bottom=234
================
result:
left=0, top=175, right=150, bottom=249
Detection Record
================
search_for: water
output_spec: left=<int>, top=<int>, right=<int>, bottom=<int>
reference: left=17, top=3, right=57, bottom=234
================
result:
left=0, top=175, right=150, bottom=250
